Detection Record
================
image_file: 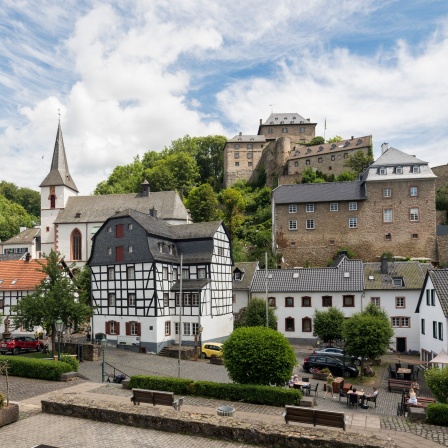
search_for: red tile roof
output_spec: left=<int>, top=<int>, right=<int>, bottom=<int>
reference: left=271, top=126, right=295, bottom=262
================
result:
left=0, top=260, right=47, bottom=291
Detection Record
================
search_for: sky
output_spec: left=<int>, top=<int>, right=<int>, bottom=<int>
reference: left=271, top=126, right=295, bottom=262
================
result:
left=0, top=0, right=447, bottom=195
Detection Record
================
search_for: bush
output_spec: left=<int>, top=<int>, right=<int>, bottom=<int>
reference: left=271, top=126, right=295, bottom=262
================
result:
left=0, top=392, right=4, bottom=408
left=425, top=367, right=448, bottom=403
left=60, top=354, right=79, bottom=372
left=129, top=375, right=301, bottom=407
left=426, top=403, right=448, bottom=426
left=0, top=355, right=72, bottom=381
left=222, top=327, right=296, bottom=385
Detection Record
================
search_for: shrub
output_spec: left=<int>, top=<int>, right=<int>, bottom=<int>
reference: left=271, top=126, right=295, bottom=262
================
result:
left=0, top=355, right=71, bottom=381
left=0, top=392, right=4, bottom=408
left=60, top=354, right=79, bottom=372
left=129, top=375, right=193, bottom=395
left=426, top=403, right=448, bottom=426
left=222, top=326, right=296, bottom=386
left=425, top=367, right=448, bottom=403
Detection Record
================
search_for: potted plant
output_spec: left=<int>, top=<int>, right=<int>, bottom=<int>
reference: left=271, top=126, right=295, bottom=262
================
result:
left=0, top=361, right=19, bottom=427
left=312, top=367, right=331, bottom=380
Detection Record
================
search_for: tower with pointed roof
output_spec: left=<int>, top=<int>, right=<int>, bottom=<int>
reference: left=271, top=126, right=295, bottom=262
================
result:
left=40, top=123, right=79, bottom=256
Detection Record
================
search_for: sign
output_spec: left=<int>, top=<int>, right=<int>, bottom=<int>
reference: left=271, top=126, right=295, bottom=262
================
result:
left=117, top=336, right=140, bottom=346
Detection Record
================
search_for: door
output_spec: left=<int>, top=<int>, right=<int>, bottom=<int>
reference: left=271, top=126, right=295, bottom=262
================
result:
left=396, top=337, right=406, bottom=353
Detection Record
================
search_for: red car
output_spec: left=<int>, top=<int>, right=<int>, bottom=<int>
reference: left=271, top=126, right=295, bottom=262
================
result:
left=0, top=336, right=45, bottom=355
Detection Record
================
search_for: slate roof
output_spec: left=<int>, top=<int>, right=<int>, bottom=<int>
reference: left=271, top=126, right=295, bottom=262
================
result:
left=363, top=261, right=430, bottom=290
left=40, top=123, right=78, bottom=192
left=251, top=256, right=364, bottom=293
left=262, top=113, right=311, bottom=125
left=2, top=227, right=40, bottom=245
left=0, top=253, right=24, bottom=261
left=273, top=181, right=367, bottom=204
left=55, top=191, right=188, bottom=224
left=171, top=279, right=210, bottom=291
left=0, top=260, right=47, bottom=291
left=227, top=134, right=266, bottom=143
left=428, top=270, right=448, bottom=317
left=232, top=262, right=259, bottom=291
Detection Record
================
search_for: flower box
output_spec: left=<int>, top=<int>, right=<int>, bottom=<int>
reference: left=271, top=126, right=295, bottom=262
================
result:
left=0, top=404, right=19, bottom=427
left=312, top=372, right=328, bottom=381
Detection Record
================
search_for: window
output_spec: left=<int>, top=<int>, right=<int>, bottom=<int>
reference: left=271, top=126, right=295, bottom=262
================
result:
left=247, top=144, right=253, bottom=149
left=183, top=293, right=192, bottom=306
left=433, top=321, right=437, bottom=338
left=198, top=268, right=206, bottom=279
left=294, top=161, right=299, bottom=167
left=306, top=219, right=315, bottom=229
left=127, top=266, right=135, bottom=279
left=421, top=318, right=425, bottom=335
left=285, top=297, right=294, bottom=307
left=233, top=270, right=241, bottom=280
left=282, top=128, right=288, bottom=133
left=218, top=247, right=224, bottom=256
left=234, top=143, right=240, bottom=149
left=285, top=317, right=295, bottom=332
left=235, top=162, right=240, bottom=167
left=107, top=247, right=112, bottom=255
left=268, top=297, right=276, bottom=307
left=330, top=203, right=338, bottom=211
left=438, top=322, right=443, bottom=341
left=306, top=203, right=314, bottom=212
left=300, top=127, right=305, bottom=133
left=385, top=233, right=392, bottom=240
left=318, top=157, right=322, bottom=163
left=71, top=229, right=82, bottom=261
left=127, top=223, right=133, bottom=230
left=163, top=293, right=169, bottom=307
left=329, top=239, right=335, bottom=246
left=392, top=317, right=410, bottom=328
left=107, top=267, right=115, bottom=280
left=158, top=243, right=164, bottom=253
left=306, top=160, right=310, bottom=165
left=371, top=297, right=380, bottom=307
left=302, top=296, right=311, bottom=307
left=192, top=323, right=199, bottom=335
left=165, top=321, right=171, bottom=336
left=192, top=293, right=199, bottom=306
left=268, top=128, right=273, bottom=134
left=128, top=293, right=136, bottom=307
left=393, top=278, right=403, bottom=287
left=127, top=245, right=133, bottom=254
left=343, top=295, right=355, bottom=307
left=289, top=204, right=297, bottom=213
left=50, top=195, right=56, bottom=209
left=247, top=152, right=253, bottom=159
left=348, top=217, right=357, bottom=228
left=107, top=226, right=112, bottom=233
left=116, top=246, right=124, bottom=262
left=383, top=188, right=392, bottom=197
left=182, top=268, right=189, bottom=279
left=234, top=152, right=239, bottom=159
left=410, top=186, right=418, bottom=197
left=183, top=322, right=191, bottom=336
left=289, top=220, right=297, bottom=230
left=331, top=155, right=335, bottom=161
left=396, top=297, right=405, bottom=308
left=431, top=289, right=435, bottom=306
left=410, top=208, right=419, bottom=221
left=412, top=166, right=420, bottom=173
left=412, top=233, right=419, bottom=239
left=396, top=166, right=403, bottom=174
left=116, top=224, right=124, bottom=238
left=162, top=267, right=168, bottom=280
left=322, top=296, right=332, bottom=307
left=129, top=321, right=140, bottom=336
left=108, top=293, right=116, bottom=307
left=383, top=209, right=393, bottom=222
left=302, top=317, right=312, bottom=332
left=349, top=202, right=357, bottom=211
left=106, top=321, right=119, bottom=335
left=173, top=268, right=178, bottom=281
left=175, top=322, right=179, bottom=335
left=379, top=167, right=387, bottom=175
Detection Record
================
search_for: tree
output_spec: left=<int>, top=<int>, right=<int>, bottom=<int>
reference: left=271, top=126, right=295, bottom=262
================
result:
left=222, top=326, right=296, bottom=385
left=436, top=181, right=448, bottom=213
left=342, top=303, right=394, bottom=375
left=221, top=188, right=245, bottom=238
left=343, top=150, right=374, bottom=176
left=11, top=251, right=92, bottom=356
left=313, top=307, right=345, bottom=345
left=185, top=184, right=219, bottom=222
left=335, top=171, right=358, bottom=181
left=425, top=367, right=448, bottom=403
left=0, top=181, right=40, bottom=218
left=306, top=136, right=325, bottom=146
left=326, top=135, right=343, bottom=143
left=0, top=195, right=35, bottom=241
left=234, top=298, right=277, bottom=330
left=301, top=167, right=326, bottom=184
left=73, top=264, right=92, bottom=307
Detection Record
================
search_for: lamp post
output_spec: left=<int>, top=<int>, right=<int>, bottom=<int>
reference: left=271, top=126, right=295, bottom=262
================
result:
left=101, top=336, right=107, bottom=383
left=55, top=318, right=64, bottom=361
left=199, top=325, right=203, bottom=358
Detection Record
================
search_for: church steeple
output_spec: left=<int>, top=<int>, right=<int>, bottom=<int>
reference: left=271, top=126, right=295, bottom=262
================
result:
left=39, top=122, right=78, bottom=192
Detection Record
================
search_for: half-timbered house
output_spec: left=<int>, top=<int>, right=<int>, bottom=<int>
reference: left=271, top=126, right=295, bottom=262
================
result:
left=88, top=209, right=233, bottom=353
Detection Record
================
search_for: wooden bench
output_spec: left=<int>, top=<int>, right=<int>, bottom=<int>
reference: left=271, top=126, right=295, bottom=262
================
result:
left=284, top=405, right=345, bottom=431
left=130, top=388, right=184, bottom=411
left=388, top=378, right=413, bottom=393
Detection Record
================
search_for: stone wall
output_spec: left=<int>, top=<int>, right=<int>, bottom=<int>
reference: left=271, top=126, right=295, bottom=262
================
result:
left=60, top=342, right=100, bottom=361
left=437, top=235, right=448, bottom=266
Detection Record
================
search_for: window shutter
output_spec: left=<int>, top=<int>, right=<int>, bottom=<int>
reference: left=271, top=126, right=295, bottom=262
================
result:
left=116, top=322, right=120, bottom=335
left=105, top=321, right=111, bottom=334
left=116, top=246, right=124, bottom=262
left=125, top=321, right=130, bottom=336
left=116, top=224, right=124, bottom=238
left=136, top=322, right=141, bottom=336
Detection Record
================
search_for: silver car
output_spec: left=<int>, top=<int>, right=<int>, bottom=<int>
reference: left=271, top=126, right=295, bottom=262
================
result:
left=312, top=347, right=362, bottom=366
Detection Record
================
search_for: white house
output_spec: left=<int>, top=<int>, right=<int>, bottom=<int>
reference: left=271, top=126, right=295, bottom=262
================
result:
left=232, top=262, right=259, bottom=315
left=1, top=227, right=41, bottom=260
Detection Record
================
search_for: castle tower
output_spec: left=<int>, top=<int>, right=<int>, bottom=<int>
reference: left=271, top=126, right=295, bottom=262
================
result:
left=39, top=123, right=78, bottom=256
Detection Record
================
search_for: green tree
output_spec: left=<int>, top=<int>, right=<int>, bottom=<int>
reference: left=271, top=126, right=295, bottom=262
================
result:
left=335, top=171, right=358, bottom=181
left=221, top=188, right=246, bottom=238
left=342, top=303, right=394, bottom=375
left=142, top=150, right=163, bottom=170
left=234, top=297, right=277, bottom=330
left=222, top=326, right=296, bottom=385
left=0, top=181, right=40, bottom=218
left=74, top=264, right=92, bottom=307
left=301, top=167, right=326, bottom=184
left=0, top=195, right=35, bottom=241
left=326, top=135, right=343, bottom=143
left=425, top=367, right=448, bottom=403
left=11, top=250, right=92, bottom=356
left=185, top=184, right=219, bottom=222
left=313, top=307, right=345, bottom=345
left=306, top=136, right=325, bottom=146
left=343, top=150, right=374, bottom=176
left=436, top=182, right=448, bottom=213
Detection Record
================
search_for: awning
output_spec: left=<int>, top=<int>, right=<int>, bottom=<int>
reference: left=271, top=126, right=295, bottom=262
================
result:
left=429, top=349, right=448, bottom=365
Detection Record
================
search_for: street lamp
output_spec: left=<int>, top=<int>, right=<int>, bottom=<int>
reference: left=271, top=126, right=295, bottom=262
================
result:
left=199, top=325, right=204, bottom=359
left=101, top=336, right=107, bottom=383
left=55, top=318, right=64, bottom=361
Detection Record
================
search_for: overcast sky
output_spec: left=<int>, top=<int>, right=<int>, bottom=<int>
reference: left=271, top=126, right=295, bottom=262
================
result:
left=1, top=0, right=447, bottom=194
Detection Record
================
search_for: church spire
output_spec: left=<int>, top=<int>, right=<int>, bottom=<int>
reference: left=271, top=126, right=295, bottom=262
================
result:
left=39, top=122, right=78, bottom=192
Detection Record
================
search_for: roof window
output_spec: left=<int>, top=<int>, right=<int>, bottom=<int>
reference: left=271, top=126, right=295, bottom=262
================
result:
left=318, top=146, right=323, bottom=151
left=331, top=144, right=336, bottom=150
left=344, top=141, right=350, bottom=147
left=357, top=139, right=362, bottom=145
left=396, top=166, right=403, bottom=174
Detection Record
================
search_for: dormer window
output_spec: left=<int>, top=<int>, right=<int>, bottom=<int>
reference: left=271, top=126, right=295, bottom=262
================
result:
left=412, top=166, right=420, bottom=173
left=393, top=277, right=404, bottom=287
left=318, top=146, right=323, bottom=152
left=379, top=167, right=387, bottom=175
left=306, top=148, right=311, bottom=154
left=357, top=139, right=362, bottom=145
left=158, top=243, right=164, bottom=253
left=344, top=141, right=350, bottom=147
left=233, top=270, right=242, bottom=280
left=396, top=166, right=403, bottom=174
left=331, top=144, right=336, bottom=150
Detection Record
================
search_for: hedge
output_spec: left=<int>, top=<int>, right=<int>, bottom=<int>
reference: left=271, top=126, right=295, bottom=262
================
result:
left=0, top=355, right=72, bottom=381
left=426, top=403, right=448, bottom=426
left=129, top=375, right=302, bottom=406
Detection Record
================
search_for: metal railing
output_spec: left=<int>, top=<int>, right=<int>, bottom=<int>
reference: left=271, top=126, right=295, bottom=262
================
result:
left=103, top=361, right=128, bottom=382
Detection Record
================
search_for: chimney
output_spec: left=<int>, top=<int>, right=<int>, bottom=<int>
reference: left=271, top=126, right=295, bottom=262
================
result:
left=141, top=179, right=150, bottom=197
left=260, top=119, right=262, bottom=125
left=25, top=253, right=31, bottom=262
left=381, top=142, right=389, bottom=153
left=239, top=132, right=242, bottom=136
left=351, top=136, right=354, bottom=140
left=150, top=207, right=158, bottom=219
left=381, top=257, right=388, bottom=274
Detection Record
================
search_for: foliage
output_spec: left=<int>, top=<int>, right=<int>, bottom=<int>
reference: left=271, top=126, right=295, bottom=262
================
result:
left=0, top=355, right=72, bottom=381
left=0, top=181, right=40, bottom=218
left=234, top=298, right=277, bottom=330
left=220, top=188, right=246, bottom=238
left=222, top=327, right=296, bottom=386
left=342, top=303, right=394, bottom=375
left=343, top=150, right=374, bottom=176
left=185, top=184, right=219, bottom=222
left=0, top=391, right=4, bottom=408
left=0, top=195, right=35, bottom=241
left=326, top=135, right=343, bottom=143
left=436, top=182, right=448, bottom=213
left=426, top=403, right=448, bottom=426
left=11, top=250, right=92, bottom=355
left=60, top=354, right=79, bottom=372
left=335, top=171, right=358, bottom=181
left=305, top=136, right=325, bottom=146
left=328, top=247, right=357, bottom=265
left=129, top=375, right=301, bottom=406
left=380, top=252, right=394, bottom=261
left=301, top=167, right=326, bottom=184
left=425, top=367, right=448, bottom=404
left=313, top=307, right=345, bottom=345
left=73, top=264, right=92, bottom=307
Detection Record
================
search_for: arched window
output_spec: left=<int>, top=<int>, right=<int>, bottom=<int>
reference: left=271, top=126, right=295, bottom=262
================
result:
left=71, top=229, right=82, bottom=261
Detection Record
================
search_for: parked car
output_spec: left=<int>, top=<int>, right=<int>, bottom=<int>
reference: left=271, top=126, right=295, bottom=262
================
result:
left=201, top=342, right=223, bottom=359
left=312, top=347, right=362, bottom=366
left=0, top=336, right=45, bottom=355
left=302, top=355, right=359, bottom=377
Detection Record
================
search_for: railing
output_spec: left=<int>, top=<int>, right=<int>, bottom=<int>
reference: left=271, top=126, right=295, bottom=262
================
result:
left=103, top=361, right=128, bottom=382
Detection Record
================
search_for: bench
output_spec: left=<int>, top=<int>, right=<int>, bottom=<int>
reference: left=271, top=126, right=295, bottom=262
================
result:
left=284, top=405, right=346, bottom=431
left=388, top=378, right=413, bottom=393
left=130, top=388, right=184, bottom=411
